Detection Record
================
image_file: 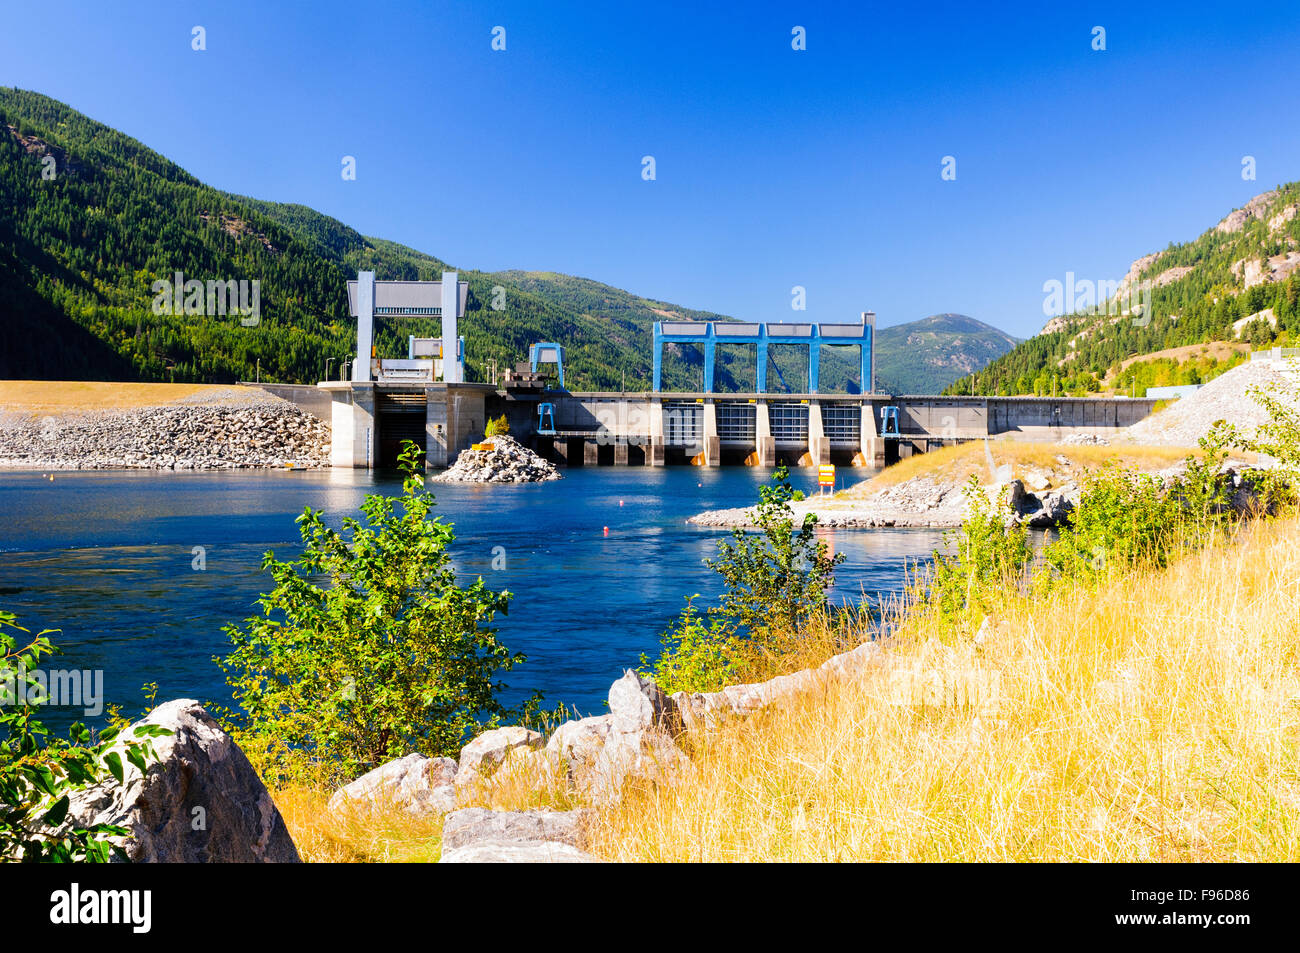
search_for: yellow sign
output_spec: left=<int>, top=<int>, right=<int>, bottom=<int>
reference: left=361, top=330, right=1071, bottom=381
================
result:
left=818, top=464, right=836, bottom=487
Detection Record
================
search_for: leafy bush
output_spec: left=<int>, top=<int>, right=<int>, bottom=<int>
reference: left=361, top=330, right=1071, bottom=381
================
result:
left=219, top=442, right=532, bottom=787
left=1045, top=463, right=1178, bottom=579
left=1211, top=367, right=1300, bottom=509
left=640, top=598, right=745, bottom=696
left=926, top=477, right=1032, bottom=623
left=644, top=466, right=845, bottom=693
left=1, top=611, right=165, bottom=862
left=485, top=415, right=510, bottom=438
left=706, top=465, right=844, bottom=637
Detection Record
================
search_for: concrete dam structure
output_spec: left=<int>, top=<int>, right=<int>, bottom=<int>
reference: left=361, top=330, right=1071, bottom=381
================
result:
left=299, top=270, right=1159, bottom=470
left=315, top=383, right=1159, bottom=470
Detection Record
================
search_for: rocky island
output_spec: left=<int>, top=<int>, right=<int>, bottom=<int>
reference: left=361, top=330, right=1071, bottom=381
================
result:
left=432, top=434, right=561, bottom=484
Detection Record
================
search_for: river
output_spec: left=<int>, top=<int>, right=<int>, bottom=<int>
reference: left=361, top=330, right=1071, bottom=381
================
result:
left=0, top=466, right=944, bottom=728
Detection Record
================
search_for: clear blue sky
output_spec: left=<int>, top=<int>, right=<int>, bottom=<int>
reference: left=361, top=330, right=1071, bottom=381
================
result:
left=3, top=1, right=1298, bottom=337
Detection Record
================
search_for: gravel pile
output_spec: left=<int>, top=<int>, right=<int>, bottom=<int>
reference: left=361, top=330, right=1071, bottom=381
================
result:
left=433, top=434, right=560, bottom=484
left=0, top=391, right=330, bottom=469
left=1058, top=432, right=1110, bottom=446
left=1123, top=361, right=1298, bottom=447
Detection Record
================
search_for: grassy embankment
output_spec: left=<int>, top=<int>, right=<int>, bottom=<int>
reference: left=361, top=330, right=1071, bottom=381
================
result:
left=839, top=440, right=1199, bottom=498
left=272, top=786, right=447, bottom=863
left=591, top=513, right=1300, bottom=861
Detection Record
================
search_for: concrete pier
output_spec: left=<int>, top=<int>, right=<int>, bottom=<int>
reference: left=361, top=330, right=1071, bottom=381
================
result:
left=755, top=402, right=776, bottom=466
left=649, top=398, right=666, bottom=466
left=327, top=383, right=376, bottom=469
left=321, top=381, right=494, bottom=469
left=860, top=403, right=885, bottom=467
left=808, top=401, right=830, bottom=466
left=702, top=401, right=721, bottom=467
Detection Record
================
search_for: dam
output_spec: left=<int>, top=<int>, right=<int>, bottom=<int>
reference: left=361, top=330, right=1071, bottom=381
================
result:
left=257, top=270, right=1159, bottom=470
left=304, top=383, right=1159, bottom=470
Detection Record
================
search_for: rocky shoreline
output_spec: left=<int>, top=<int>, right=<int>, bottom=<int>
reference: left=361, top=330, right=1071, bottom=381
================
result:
left=0, top=389, right=330, bottom=470
left=688, top=475, right=1075, bottom=530
left=689, top=455, right=1263, bottom=530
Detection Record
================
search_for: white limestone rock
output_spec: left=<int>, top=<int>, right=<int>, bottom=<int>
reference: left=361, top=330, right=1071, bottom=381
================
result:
left=327, top=753, right=458, bottom=817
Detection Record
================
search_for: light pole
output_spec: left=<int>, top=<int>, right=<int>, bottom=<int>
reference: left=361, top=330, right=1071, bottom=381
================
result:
left=256, top=358, right=260, bottom=384
left=326, top=357, right=335, bottom=381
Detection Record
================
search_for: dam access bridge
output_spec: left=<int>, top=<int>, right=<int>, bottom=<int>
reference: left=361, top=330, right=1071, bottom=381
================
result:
left=279, top=271, right=1159, bottom=469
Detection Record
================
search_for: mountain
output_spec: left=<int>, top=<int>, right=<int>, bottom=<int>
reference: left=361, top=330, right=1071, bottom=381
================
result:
left=947, top=186, right=1300, bottom=396
left=874, top=313, right=1019, bottom=394
left=0, top=88, right=750, bottom=391
left=0, top=88, right=1007, bottom=396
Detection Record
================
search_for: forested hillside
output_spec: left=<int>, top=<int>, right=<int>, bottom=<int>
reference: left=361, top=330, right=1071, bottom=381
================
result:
left=1, top=88, right=1016, bottom=394
left=946, top=185, right=1300, bottom=396
left=0, top=89, right=732, bottom=390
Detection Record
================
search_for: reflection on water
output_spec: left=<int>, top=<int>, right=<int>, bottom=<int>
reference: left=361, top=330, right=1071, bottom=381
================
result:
left=0, top=467, right=943, bottom=727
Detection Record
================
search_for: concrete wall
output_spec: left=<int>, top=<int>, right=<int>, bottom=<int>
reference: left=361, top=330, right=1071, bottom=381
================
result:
left=327, top=383, right=376, bottom=468
left=245, top=382, right=334, bottom=421
left=881, top=396, right=1158, bottom=441
left=425, top=383, right=489, bottom=467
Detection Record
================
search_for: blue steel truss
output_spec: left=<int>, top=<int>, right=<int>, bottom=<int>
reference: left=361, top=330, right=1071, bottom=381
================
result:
left=529, top=343, right=565, bottom=389
left=879, top=405, right=901, bottom=438
left=537, top=402, right=556, bottom=435
left=652, top=320, right=872, bottom=394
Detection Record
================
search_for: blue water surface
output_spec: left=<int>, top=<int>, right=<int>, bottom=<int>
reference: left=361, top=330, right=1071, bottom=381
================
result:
left=0, top=466, right=943, bottom=727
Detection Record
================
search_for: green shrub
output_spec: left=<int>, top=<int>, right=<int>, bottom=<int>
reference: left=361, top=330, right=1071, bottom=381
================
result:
left=219, top=441, right=533, bottom=787
left=485, top=415, right=510, bottom=439
left=644, top=466, right=845, bottom=693
left=640, top=598, right=745, bottom=696
left=927, top=476, right=1032, bottom=623
left=706, top=465, right=844, bottom=638
left=1, top=611, right=166, bottom=862
left=1045, top=463, right=1178, bottom=579
left=1211, top=368, right=1300, bottom=509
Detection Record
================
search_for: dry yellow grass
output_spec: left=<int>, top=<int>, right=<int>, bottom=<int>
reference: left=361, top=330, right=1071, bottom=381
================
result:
left=0, top=380, right=259, bottom=412
left=271, top=785, right=445, bottom=863
left=841, top=439, right=1191, bottom=495
left=589, top=516, right=1300, bottom=862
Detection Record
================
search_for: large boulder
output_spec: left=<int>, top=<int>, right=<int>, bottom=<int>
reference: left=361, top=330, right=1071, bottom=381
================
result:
left=327, top=753, right=458, bottom=817
left=672, top=640, right=881, bottom=729
left=439, top=808, right=597, bottom=863
left=589, top=727, right=688, bottom=804
left=65, top=699, right=300, bottom=863
left=607, top=670, right=681, bottom=735
left=458, top=726, right=544, bottom=775
left=1022, top=484, right=1078, bottom=528
left=588, top=671, right=687, bottom=803
left=545, top=714, right=614, bottom=789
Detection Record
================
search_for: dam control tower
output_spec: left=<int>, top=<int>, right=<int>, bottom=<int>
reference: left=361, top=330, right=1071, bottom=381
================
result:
left=346, top=271, right=469, bottom=383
